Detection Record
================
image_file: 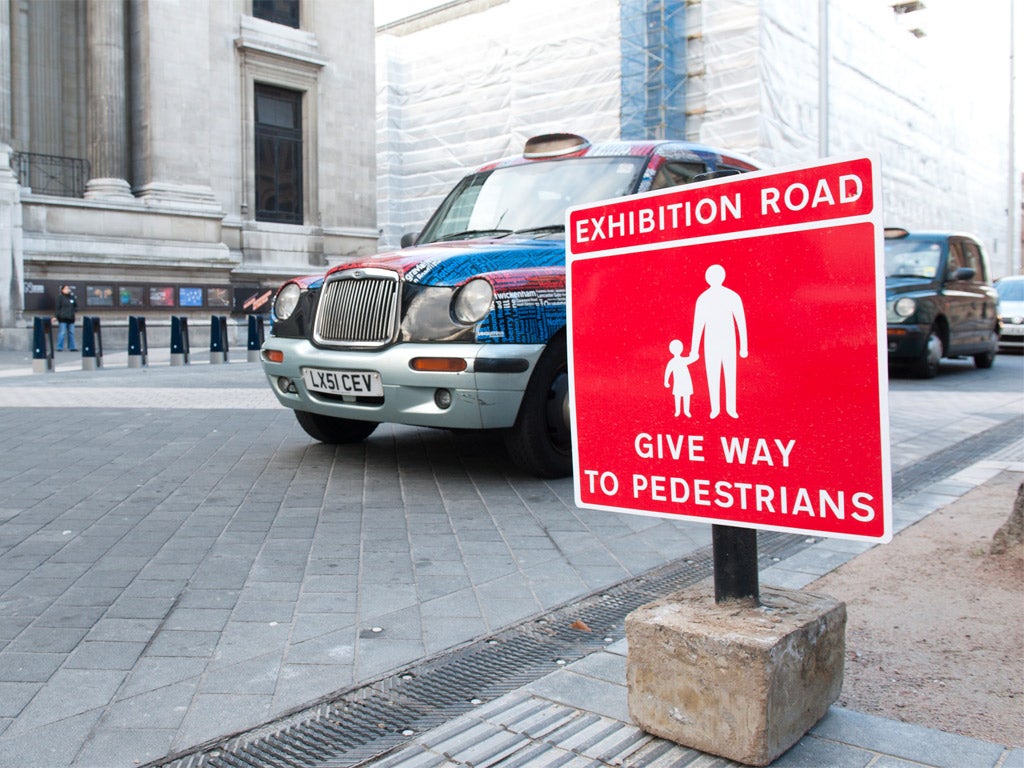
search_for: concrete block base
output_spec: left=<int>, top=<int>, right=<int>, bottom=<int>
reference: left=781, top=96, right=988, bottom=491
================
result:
left=626, top=585, right=846, bottom=766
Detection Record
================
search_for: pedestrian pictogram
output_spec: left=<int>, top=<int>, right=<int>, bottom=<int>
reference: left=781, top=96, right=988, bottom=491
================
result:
left=663, top=339, right=695, bottom=418
left=567, top=155, right=891, bottom=542
left=687, top=263, right=748, bottom=419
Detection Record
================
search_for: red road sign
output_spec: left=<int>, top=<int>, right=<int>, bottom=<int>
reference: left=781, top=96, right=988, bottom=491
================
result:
left=567, top=156, right=891, bottom=542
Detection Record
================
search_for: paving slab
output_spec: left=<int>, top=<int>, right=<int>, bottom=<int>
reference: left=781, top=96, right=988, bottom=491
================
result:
left=0, top=351, right=1020, bottom=767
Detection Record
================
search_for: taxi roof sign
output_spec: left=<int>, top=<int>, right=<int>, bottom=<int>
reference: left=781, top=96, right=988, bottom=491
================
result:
left=566, top=155, right=891, bottom=543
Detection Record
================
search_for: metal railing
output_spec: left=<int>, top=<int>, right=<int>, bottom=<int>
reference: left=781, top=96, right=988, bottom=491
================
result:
left=11, top=151, right=89, bottom=198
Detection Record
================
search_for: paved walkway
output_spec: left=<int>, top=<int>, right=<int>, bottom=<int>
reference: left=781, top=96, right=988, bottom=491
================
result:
left=367, top=640, right=1022, bottom=768
left=0, top=349, right=1020, bottom=767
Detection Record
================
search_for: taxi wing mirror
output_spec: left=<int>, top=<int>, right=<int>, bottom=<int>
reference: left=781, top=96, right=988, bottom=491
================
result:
left=952, top=267, right=976, bottom=281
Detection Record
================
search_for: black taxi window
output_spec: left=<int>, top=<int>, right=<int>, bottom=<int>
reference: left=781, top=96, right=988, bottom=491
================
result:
left=650, top=161, right=707, bottom=190
left=946, top=241, right=965, bottom=276
left=961, top=241, right=986, bottom=282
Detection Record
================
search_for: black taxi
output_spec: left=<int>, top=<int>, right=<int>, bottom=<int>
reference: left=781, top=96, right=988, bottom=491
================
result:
left=884, top=228, right=1000, bottom=377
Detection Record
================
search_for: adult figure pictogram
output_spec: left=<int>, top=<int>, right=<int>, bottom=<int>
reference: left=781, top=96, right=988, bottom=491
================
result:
left=689, top=264, right=747, bottom=418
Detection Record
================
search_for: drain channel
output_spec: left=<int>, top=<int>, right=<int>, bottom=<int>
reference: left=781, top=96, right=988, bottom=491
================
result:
left=150, top=532, right=806, bottom=768
left=891, top=415, right=1022, bottom=500
left=149, top=415, right=1021, bottom=768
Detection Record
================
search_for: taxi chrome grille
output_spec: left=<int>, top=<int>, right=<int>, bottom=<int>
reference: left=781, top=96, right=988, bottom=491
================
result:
left=313, top=270, right=400, bottom=346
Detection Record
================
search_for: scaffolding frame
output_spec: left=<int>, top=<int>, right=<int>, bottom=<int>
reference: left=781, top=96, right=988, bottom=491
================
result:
left=620, top=0, right=687, bottom=140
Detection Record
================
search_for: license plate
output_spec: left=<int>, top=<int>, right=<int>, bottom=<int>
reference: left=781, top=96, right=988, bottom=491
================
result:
left=303, top=368, right=383, bottom=396
left=1004, top=325, right=1024, bottom=336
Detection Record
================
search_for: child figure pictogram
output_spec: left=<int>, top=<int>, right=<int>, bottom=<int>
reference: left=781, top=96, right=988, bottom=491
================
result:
left=664, top=339, right=697, bottom=417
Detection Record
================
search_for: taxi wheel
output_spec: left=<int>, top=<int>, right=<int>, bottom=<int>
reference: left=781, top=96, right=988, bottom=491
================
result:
left=974, top=329, right=998, bottom=369
left=974, top=349, right=996, bottom=369
left=912, top=327, right=943, bottom=378
left=503, top=334, right=572, bottom=478
left=294, top=410, right=378, bottom=443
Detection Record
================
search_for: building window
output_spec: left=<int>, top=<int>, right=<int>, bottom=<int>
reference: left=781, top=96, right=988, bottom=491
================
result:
left=253, top=0, right=299, bottom=28
left=255, top=84, right=303, bottom=224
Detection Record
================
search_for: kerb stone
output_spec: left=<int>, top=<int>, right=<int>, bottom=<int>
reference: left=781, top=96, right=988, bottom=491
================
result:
left=625, top=584, right=846, bottom=766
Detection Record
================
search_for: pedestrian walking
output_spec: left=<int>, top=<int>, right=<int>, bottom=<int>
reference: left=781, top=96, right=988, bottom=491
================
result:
left=54, top=284, right=78, bottom=351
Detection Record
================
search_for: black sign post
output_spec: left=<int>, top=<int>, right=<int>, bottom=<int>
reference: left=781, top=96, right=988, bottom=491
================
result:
left=711, top=525, right=759, bottom=603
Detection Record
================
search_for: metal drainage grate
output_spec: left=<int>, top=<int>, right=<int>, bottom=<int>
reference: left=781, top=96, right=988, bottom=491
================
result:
left=150, top=532, right=806, bottom=768
left=149, top=414, right=1022, bottom=768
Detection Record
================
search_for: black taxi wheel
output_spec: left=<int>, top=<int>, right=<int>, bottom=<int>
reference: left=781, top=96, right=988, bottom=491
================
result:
left=503, top=334, right=572, bottom=479
left=974, top=328, right=998, bottom=369
left=294, top=410, right=378, bottom=444
left=974, top=349, right=996, bottom=369
left=912, top=327, right=943, bottom=379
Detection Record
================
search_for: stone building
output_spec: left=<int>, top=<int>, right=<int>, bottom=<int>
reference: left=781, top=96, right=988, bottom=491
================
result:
left=0, top=0, right=377, bottom=347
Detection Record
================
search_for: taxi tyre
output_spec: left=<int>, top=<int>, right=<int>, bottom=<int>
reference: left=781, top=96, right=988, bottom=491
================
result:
left=294, top=409, right=379, bottom=444
left=973, top=327, right=998, bottom=369
left=912, top=325, right=944, bottom=379
left=503, top=333, right=572, bottom=479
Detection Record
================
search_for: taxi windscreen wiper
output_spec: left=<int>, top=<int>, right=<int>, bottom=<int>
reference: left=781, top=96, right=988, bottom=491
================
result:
left=436, top=229, right=513, bottom=242
left=512, top=224, right=566, bottom=236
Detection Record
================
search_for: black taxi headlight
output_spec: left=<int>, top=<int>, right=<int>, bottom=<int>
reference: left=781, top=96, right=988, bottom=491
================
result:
left=452, top=279, right=494, bottom=324
left=274, top=283, right=302, bottom=321
left=893, top=297, right=916, bottom=318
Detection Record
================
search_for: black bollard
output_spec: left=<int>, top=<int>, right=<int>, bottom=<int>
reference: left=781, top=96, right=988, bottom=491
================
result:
left=31, top=316, right=55, bottom=373
left=170, top=316, right=191, bottom=366
left=128, top=316, right=148, bottom=368
left=247, top=315, right=265, bottom=362
left=81, top=317, right=103, bottom=370
left=209, top=315, right=229, bottom=364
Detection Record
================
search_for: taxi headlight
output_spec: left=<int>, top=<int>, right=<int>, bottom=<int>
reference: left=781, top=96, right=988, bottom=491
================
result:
left=452, top=279, right=494, bottom=324
left=893, top=297, right=916, bottom=318
left=274, top=282, right=301, bottom=321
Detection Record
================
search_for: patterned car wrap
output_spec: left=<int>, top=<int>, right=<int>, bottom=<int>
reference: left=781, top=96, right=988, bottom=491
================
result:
left=301, top=140, right=759, bottom=349
left=325, top=241, right=568, bottom=346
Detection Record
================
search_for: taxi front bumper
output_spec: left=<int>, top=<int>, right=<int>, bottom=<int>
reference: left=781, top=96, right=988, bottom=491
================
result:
left=261, top=337, right=545, bottom=430
left=886, top=324, right=929, bottom=360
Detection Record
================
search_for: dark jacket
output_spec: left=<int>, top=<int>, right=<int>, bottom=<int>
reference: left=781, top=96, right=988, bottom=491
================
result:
left=55, top=292, right=77, bottom=323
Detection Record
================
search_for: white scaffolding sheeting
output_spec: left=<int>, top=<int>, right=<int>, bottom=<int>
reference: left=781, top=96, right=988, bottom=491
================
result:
left=687, top=0, right=762, bottom=152
left=376, top=0, right=623, bottom=247
left=695, top=0, right=1015, bottom=274
left=377, top=0, right=1017, bottom=274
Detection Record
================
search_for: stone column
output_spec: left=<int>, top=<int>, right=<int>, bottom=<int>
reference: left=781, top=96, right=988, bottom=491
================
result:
left=9, top=0, right=30, bottom=148
left=0, top=0, right=11, bottom=144
left=0, top=144, right=24, bottom=335
left=29, top=0, right=62, bottom=155
left=85, top=0, right=132, bottom=200
left=0, top=0, right=23, bottom=335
